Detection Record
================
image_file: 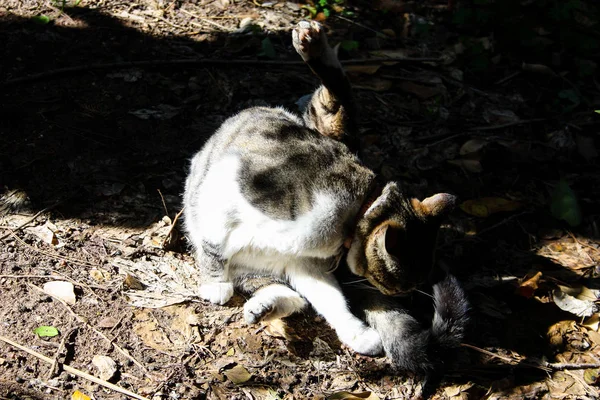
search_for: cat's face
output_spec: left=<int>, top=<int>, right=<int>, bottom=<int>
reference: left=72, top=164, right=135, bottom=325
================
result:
left=347, top=184, right=456, bottom=295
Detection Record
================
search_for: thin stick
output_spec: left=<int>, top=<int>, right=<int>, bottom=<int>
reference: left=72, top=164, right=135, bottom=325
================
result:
left=0, top=202, right=61, bottom=241
left=28, top=284, right=151, bottom=377
left=157, top=189, right=169, bottom=217
left=461, top=343, right=600, bottom=371
left=467, top=118, right=547, bottom=132
left=1, top=57, right=443, bottom=88
left=162, top=207, right=185, bottom=249
left=0, top=334, right=149, bottom=400
left=47, top=326, right=78, bottom=379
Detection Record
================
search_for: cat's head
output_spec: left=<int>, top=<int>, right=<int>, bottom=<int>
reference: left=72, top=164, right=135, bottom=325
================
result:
left=346, top=182, right=456, bottom=295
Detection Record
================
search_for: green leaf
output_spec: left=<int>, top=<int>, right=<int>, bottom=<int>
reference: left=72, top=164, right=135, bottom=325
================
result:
left=319, top=0, right=328, bottom=6
left=323, top=8, right=331, bottom=17
left=32, top=15, right=51, bottom=24
left=595, top=110, right=600, bottom=114
left=259, top=37, right=276, bottom=59
left=34, top=326, right=59, bottom=338
left=550, top=179, right=582, bottom=227
left=340, top=40, right=359, bottom=51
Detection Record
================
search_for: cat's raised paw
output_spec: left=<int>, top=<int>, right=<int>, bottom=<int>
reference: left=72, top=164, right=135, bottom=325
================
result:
left=198, top=282, right=234, bottom=305
left=339, top=326, right=383, bottom=356
left=293, top=21, right=327, bottom=62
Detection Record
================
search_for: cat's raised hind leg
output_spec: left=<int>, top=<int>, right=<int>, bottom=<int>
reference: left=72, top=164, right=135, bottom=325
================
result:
left=243, top=284, right=308, bottom=324
left=194, top=243, right=234, bottom=305
left=293, top=21, right=358, bottom=151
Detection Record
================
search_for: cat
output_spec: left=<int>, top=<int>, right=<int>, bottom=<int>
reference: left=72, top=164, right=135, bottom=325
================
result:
left=182, top=21, right=460, bottom=357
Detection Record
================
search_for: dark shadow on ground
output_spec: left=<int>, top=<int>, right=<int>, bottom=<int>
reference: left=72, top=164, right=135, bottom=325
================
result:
left=1, top=4, right=599, bottom=398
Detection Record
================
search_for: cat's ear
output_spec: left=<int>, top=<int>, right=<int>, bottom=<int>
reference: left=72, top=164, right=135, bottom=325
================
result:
left=411, top=193, right=457, bottom=219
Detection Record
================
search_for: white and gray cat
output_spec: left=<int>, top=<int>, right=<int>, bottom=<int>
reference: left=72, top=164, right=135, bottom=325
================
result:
left=183, top=21, right=468, bottom=364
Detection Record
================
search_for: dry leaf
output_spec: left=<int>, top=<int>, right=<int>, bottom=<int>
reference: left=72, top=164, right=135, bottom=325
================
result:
left=547, top=320, right=577, bottom=348
left=223, top=364, right=252, bottom=384
left=522, top=62, right=557, bottom=77
left=345, top=65, right=381, bottom=75
left=460, top=197, right=523, bottom=217
left=447, top=159, right=483, bottom=173
left=123, top=274, right=144, bottom=290
left=584, top=368, right=600, bottom=385
left=586, top=330, right=600, bottom=347
left=444, top=382, right=474, bottom=397
left=328, top=391, right=379, bottom=400
left=583, top=314, right=599, bottom=331
left=353, top=78, right=393, bottom=92
left=92, top=355, right=118, bottom=381
left=97, top=317, right=119, bottom=329
left=27, top=224, right=58, bottom=245
left=90, top=268, right=111, bottom=282
left=226, top=347, right=235, bottom=356
left=43, top=281, right=76, bottom=305
left=553, top=287, right=599, bottom=318
left=460, top=139, right=489, bottom=156
left=397, top=81, right=444, bottom=100
left=517, top=271, right=542, bottom=298
left=72, top=390, right=91, bottom=400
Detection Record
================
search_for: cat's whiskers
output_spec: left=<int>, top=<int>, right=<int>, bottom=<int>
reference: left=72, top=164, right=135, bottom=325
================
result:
left=341, top=278, right=369, bottom=285
left=415, top=289, right=434, bottom=299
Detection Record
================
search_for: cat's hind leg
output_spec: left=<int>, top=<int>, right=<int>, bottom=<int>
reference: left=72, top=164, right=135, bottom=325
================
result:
left=293, top=21, right=358, bottom=150
left=243, top=284, right=308, bottom=324
left=194, top=243, right=234, bottom=305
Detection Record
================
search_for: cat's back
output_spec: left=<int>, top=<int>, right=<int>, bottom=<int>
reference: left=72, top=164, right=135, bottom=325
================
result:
left=185, top=106, right=374, bottom=221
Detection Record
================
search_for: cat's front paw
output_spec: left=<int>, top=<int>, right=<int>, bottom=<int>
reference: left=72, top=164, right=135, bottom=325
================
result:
left=292, top=21, right=328, bottom=62
left=338, top=325, right=383, bottom=356
left=244, top=297, right=274, bottom=324
left=198, top=282, right=234, bottom=305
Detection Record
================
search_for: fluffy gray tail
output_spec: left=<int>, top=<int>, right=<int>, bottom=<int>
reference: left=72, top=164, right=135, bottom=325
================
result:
left=364, top=274, right=469, bottom=375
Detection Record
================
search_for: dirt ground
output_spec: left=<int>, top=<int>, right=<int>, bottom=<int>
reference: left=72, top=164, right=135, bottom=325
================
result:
left=1, top=0, right=600, bottom=399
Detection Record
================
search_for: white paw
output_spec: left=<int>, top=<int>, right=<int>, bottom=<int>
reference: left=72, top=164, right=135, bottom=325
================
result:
left=198, top=282, right=234, bottom=305
left=244, top=296, right=274, bottom=324
left=338, top=325, right=383, bottom=356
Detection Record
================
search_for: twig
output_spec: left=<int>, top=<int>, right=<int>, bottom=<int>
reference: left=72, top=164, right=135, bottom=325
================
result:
left=28, top=284, right=152, bottom=378
left=1, top=57, right=444, bottom=88
left=180, top=9, right=229, bottom=31
left=162, top=207, right=185, bottom=249
left=0, top=334, right=149, bottom=400
left=47, top=326, right=78, bottom=379
left=461, top=343, right=600, bottom=371
left=495, top=71, right=521, bottom=85
left=157, top=189, right=169, bottom=216
left=467, top=118, right=547, bottom=132
left=476, top=211, right=531, bottom=236
left=0, top=202, right=61, bottom=241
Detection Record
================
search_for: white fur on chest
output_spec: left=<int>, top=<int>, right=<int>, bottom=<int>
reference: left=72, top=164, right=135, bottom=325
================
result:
left=190, top=153, right=351, bottom=271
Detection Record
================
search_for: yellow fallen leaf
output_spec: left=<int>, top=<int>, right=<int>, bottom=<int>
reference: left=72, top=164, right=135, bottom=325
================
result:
left=223, top=364, right=252, bottom=384
left=72, top=390, right=91, bottom=400
left=226, top=347, right=235, bottom=356
left=460, top=197, right=523, bottom=217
